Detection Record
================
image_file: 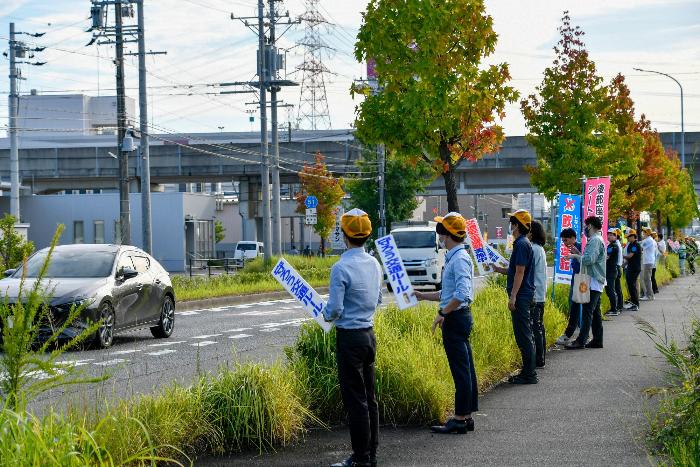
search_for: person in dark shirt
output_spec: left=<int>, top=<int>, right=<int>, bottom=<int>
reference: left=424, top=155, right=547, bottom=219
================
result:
left=493, top=209, right=537, bottom=384
left=555, top=228, right=582, bottom=346
left=605, top=228, right=620, bottom=316
left=623, top=229, right=642, bottom=311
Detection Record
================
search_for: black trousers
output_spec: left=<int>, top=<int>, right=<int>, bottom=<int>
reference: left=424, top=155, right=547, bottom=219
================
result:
left=336, top=327, right=378, bottom=463
left=511, top=297, right=536, bottom=377
left=626, top=268, right=641, bottom=306
left=605, top=268, right=617, bottom=312
left=442, top=308, right=478, bottom=415
left=530, top=301, right=546, bottom=366
left=615, top=266, right=624, bottom=311
left=576, top=289, right=603, bottom=346
left=651, top=267, right=659, bottom=294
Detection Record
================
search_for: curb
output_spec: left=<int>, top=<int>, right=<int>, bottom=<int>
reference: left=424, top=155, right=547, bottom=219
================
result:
left=177, top=287, right=330, bottom=312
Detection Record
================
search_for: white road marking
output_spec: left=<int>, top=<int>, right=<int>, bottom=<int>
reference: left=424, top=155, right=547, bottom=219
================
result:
left=190, top=341, right=217, bottom=347
left=147, top=349, right=177, bottom=356
left=192, top=334, right=223, bottom=339
left=93, top=359, right=129, bottom=367
left=233, top=304, right=253, bottom=309
left=238, top=310, right=282, bottom=316
left=57, top=359, right=95, bottom=367
left=224, top=328, right=251, bottom=333
left=260, top=328, right=280, bottom=332
left=177, top=311, right=200, bottom=316
left=148, top=341, right=186, bottom=347
left=110, top=349, right=142, bottom=355
left=228, top=333, right=252, bottom=339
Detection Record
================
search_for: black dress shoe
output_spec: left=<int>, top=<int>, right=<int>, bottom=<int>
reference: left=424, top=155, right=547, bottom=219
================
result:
left=584, top=341, right=603, bottom=349
left=466, top=417, right=475, bottom=432
left=536, top=360, right=545, bottom=369
left=330, top=456, right=370, bottom=467
left=430, top=418, right=468, bottom=434
left=509, top=374, right=538, bottom=384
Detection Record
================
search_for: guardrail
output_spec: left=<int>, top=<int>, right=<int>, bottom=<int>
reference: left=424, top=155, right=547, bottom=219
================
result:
left=187, top=255, right=245, bottom=277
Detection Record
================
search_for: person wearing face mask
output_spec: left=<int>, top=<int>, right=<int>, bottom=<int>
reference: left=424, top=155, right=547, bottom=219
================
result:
left=415, top=212, right=478, bottom=434
left=564, top=216, right=607, bottom=349
left=323, top=209, right=383, bottom=467
left=623, top=229, right=642, bottom=311
left=556, top=228, right=582, bottom=346
left=640, top=227, right=656, bottom=301
left=614, top=229, right=625, bottom=314
left=604, top=228, right=620, bottom=316
left=492, top=209, right=537, bottom=384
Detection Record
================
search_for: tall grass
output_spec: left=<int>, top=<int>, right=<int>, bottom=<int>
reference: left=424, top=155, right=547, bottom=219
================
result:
left=288, top=283, right=568, bottom=425
left=640, top=318, right=700, bottom=466
left=173, top=256, right=338, bottom=301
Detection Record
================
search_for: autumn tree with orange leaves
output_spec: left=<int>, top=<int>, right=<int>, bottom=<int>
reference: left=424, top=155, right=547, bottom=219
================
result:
left=352, top=0, right=518, bottom=212
left=295, top=152, right=345, bottom=255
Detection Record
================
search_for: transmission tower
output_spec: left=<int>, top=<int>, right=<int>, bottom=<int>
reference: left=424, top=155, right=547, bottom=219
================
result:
left=296, top=0, right=332, bottom=130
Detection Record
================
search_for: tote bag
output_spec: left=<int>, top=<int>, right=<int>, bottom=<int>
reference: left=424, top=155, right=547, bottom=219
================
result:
left=572, top=264, right=591, bottom=304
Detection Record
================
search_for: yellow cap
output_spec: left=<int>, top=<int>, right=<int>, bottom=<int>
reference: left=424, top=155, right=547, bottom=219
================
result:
left=507, top=209, right=532, bottom=229
left=642, top=227, right=652, bottom=233
left=607, top=227, right=617, bottom=234
left=627, top=228, right=637, bottom=237
left=341, top=208, right=372, bottom=238
left=434, top=212, right=467, bottom=238
left=615, top=228, right=623, bottom=237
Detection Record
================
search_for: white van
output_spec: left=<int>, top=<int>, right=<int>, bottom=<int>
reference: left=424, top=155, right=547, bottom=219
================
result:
left=388, top=222, right=447, bottom=290
left=233, top=241, right=264, bottom=266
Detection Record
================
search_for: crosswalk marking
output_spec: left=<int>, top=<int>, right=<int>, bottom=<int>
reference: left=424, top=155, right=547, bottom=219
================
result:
left=177, top=310, right=200, bottom=316
left=192, top=334, right=223, bottom=339
left=147, top=349, right=177, bottom=356
left=228, top=333, right=252, bottom=339
left=224, top=328, right=251, bottom=333
left=94, top=359, right=129, bottom=367
left=110, top=349, right=142, bottom=355
left=148, top=341, right=186, bottom=347
left=190, top=341, right=217, bottom=347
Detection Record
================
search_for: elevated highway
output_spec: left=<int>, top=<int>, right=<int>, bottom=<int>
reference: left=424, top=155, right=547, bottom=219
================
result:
left=0, top=130, right=698, bottom=197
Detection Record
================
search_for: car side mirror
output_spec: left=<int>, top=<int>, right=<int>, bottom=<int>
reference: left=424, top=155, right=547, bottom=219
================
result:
left=3, top=269, right=16, bottom=278
left=117, top=267, right=138, bottom=280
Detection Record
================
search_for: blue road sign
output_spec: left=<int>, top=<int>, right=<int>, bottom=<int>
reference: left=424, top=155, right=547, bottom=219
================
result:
left=305, top=195, right=319, bottom=209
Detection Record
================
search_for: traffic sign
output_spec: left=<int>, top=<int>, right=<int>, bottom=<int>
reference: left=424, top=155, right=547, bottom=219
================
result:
left=332, top=209, right=345, bottom=250
left=305, top=208, right=317, bottom=225
left=305, top=195, right=319, bottom=209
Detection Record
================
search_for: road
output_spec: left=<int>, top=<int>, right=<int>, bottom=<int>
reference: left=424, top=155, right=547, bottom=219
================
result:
left=33, top=274, right=500, bottom=413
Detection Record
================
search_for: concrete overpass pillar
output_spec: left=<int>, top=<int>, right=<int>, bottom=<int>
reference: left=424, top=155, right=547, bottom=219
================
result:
left=238, top=179, right=258, bottom=242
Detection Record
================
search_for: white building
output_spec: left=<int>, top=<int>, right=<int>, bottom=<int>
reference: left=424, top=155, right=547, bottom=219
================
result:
left=17, top=93, right=136, bottom=137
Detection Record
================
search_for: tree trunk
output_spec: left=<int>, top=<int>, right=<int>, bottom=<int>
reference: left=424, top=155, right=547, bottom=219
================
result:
left=320, top=237, right=326, bottom=258
left=656, top=210, right=662, bottom=234
left=439, top=141, right=460, bottom=212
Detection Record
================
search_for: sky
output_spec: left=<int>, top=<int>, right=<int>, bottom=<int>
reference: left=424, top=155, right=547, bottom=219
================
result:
left=1, top=0, right=699, bottom=138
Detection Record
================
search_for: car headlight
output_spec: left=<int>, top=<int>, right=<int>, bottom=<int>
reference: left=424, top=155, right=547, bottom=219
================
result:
left=425, top=259, right=438, bottom=267
left=54, top=297, right=94, bottom=313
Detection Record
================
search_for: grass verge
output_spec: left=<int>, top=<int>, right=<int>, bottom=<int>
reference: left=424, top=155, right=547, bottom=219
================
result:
left=173, top=256, right=338, bottom=301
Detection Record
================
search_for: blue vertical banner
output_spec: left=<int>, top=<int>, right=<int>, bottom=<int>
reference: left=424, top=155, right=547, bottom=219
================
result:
left=554, top=193, right=582, bottom=285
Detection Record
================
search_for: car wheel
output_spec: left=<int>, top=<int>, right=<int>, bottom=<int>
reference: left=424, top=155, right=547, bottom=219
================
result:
left=94, top=302, right=115, bottom=349
left=151, top=295, right=175, bottom=338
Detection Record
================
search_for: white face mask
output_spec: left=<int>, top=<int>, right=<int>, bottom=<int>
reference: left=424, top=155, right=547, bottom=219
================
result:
left=509, top=224, right=516, bottom=235
left=438, top=236, right=446, bottom=249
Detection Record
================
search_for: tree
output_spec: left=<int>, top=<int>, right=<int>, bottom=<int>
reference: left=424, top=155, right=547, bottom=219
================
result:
left=521, top=13, right=641, bottom=200
left=353, top=0, right=518, bottom=212
left=295, top=153, right=345, bottom=255
left=345, top=148, right=432, bottom=234
left=0, top=214, right=34, bottom=272
left=214, top=220, right=226, bottom=244
left=652, top=148, right=699, bottom=230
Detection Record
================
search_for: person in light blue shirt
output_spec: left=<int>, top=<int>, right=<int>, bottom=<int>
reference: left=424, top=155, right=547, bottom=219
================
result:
left=415, top=212, right=478, bottom=435
left=323, top=209, right=383, bottom=467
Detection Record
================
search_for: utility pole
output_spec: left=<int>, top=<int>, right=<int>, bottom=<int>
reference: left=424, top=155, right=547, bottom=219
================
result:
left=136, top=0, right=151, bottom=254
left=114, top=1, right=131, bottom=245
left=7, top=23, right=45, bottom=222
left=269, top=0, right=281, bottom=256
left=8, top=23, right=19, bottom=221
left=378, top=144, right=386, bottom=237
left=232, top=2, right=298, bottom=262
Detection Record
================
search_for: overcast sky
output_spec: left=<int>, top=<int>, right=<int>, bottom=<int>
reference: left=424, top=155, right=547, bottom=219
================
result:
left=1, top=0, right=699, bottom=138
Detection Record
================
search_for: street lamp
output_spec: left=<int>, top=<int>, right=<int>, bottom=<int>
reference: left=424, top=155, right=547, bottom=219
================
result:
left=218, top=126, right=224, bottom=133
left=633, top=68, right=685, bottom=168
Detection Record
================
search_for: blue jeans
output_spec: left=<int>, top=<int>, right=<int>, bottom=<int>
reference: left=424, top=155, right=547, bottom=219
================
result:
left=442, top=308, right=479, bottom=415
left=511, top=297, right=536, bottom=377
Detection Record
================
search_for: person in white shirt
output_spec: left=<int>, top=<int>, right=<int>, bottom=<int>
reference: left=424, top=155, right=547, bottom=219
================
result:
left=613, top=228, right=624, bottom=313
left=640, top=227, right=656, bottom=301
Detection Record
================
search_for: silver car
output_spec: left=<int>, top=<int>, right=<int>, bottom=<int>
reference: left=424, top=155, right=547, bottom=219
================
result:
left=1, top=244, right=176, bottom=348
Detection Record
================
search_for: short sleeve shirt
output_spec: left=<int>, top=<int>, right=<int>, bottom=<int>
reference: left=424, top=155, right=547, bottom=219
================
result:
left=507, top=235, right=535, bottom=301
left=627, top=240, right=642, bottom=271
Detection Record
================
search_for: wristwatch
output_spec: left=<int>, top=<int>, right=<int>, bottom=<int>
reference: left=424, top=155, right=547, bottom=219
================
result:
left=438, top=309, right=448, bottom=318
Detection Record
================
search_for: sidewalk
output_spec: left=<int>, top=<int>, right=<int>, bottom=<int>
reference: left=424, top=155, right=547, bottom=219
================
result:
left=198, top=274, right=699, bottom=467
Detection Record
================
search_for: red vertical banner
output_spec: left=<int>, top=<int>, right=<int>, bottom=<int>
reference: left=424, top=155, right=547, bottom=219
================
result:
left=582, top=177, right=611, bottom=250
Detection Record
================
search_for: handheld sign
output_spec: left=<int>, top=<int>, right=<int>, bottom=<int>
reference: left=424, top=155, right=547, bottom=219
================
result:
left=271, top=258, right=332, bottom=332
left=375, top=235, right=418, bottom=310
left=554, top=193, right=581, bottom=285
left=484, top=244, right=509, bottom=273
left=465, top=218, right=488, bottom=276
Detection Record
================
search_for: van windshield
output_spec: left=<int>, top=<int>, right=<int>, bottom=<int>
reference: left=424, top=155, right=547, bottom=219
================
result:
left=393, top=231, right=436, bottom=249
left=237, top=244, right=257, bottom=251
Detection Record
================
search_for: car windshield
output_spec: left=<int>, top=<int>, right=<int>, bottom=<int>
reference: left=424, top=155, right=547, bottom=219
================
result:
left=15, top=250, right=117, bottom=278
left=393, top=231, right=436, bottom=249
left=237, top=244, right=257, bottom=251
